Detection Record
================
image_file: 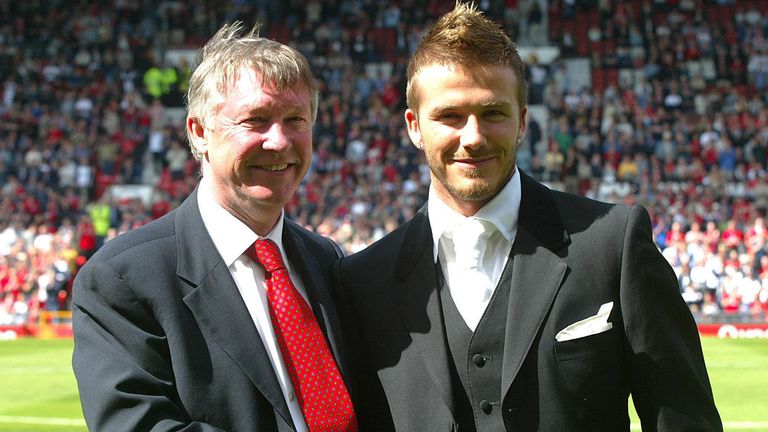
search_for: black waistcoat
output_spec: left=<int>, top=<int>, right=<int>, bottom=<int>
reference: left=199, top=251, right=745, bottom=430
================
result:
left=438, top=256, right=514, bottom=432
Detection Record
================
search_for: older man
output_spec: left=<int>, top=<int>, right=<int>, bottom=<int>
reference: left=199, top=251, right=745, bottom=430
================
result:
left=73, top=22, right=357, bottom=432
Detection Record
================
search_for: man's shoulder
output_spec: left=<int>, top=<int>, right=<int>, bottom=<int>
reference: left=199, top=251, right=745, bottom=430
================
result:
left=284, top=218, right=340, bottom=258
left=550, top=187, right=616, bottom=213
left=547, top=188, right=633, bottom=226
left=546, top=189, right=650, bottom=245
left=73, top=210, right=181, bottom=302
left=89, top=209, right=177, bottom=265
left=342, top=214, right=423, bottom=269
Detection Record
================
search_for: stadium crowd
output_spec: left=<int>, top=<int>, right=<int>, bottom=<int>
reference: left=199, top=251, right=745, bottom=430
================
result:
left=1, top=0, right=768, bottom=326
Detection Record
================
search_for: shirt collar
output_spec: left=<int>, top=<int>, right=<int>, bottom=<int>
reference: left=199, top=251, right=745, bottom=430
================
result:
left=428, top=168, right=521, bottom=261
left=197, top=177, right=286, bottom=267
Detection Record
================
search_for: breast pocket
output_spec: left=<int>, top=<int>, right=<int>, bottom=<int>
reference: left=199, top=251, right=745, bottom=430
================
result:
left=553, top=327, right=624, bottom=400
left=554, top=326, right=618, bottom=362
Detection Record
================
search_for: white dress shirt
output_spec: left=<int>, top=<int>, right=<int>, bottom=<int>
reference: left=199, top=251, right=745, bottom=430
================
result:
left=429, top=169, right=521, bottom=331
left=197, top=178, right=309, bottom=432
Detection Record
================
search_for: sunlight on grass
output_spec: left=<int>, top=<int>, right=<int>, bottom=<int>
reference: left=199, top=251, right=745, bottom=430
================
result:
left=1, top=335, right=766, bottom=431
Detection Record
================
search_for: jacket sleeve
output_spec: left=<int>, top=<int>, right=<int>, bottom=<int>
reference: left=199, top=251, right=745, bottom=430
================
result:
left=620, top=205, right=722, bottom=431
left=72, top=259, right=227, bottom=432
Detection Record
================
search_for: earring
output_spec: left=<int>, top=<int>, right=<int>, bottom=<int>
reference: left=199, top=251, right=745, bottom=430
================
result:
left=516, top=136, right=524, bottom=147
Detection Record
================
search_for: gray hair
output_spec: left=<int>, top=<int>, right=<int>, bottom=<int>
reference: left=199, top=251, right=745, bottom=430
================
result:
left=185, top=21, right=319, bottom=160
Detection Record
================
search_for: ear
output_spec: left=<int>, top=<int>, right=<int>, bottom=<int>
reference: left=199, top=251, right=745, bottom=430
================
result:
left=404, top=109, right=423, bottom=150
left=187, top=116, right=208, bottom=157
left=518, top=105, right=529, bottom=144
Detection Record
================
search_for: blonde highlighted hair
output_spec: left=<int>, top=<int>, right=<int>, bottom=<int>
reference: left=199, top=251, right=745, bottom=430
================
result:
left=406, top=2, right=527, bottom=110
left=185, top=22, right=318, bottom=160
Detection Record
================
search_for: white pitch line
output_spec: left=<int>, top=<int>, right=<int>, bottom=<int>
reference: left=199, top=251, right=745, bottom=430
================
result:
left=0, top=415, right=86, bottom=427
left=632, top=421, right=768, bottom=430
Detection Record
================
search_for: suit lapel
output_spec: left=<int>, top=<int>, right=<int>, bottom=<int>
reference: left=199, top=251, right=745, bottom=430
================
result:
left=501, top=171, right=570, bottom=396
left=500, top=226, right=567, bottom=394
left=281, top=222, right=351, bottom=380
left=175, top=189, right=293, bottom=428
left=394, top=211, right=457, bottom=418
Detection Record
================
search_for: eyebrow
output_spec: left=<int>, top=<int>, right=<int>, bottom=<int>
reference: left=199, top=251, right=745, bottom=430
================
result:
left=240, top=103, right=309, bottom=117
left=428, top=100, right=512, bottom=114
left=477, top=100, right=512, bottom=109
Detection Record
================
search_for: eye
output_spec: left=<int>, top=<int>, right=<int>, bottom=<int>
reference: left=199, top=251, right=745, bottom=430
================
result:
left=287, top=116, right=308, bottom=124
left=241, top=116, right=267, bottom=126
left=483, top=110, right=508, bottom=121
left=436, top=112, right=462, bottom=122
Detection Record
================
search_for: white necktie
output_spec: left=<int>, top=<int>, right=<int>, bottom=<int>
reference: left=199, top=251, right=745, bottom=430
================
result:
left=447, top=218, right=495, bottom=330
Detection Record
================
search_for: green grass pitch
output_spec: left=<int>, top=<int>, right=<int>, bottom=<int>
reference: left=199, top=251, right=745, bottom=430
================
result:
left=0, top=336, right=766, bottom=431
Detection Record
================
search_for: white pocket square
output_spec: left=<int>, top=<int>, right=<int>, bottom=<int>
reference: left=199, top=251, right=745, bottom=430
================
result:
left=555, top=302, right=614, bottom=342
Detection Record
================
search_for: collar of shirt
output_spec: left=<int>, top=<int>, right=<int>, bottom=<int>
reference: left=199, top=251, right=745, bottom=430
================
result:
left=197, top=178, right=290, bottom=269
left=428, top=168, right=521, bottom=262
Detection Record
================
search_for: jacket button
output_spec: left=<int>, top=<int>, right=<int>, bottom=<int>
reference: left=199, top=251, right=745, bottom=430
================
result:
left=472, top=353, right=486, bottom=367
left=480, top=400, right=492, bottom=414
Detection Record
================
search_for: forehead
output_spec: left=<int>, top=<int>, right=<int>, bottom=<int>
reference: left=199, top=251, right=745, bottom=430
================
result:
left=412, top=63, right=521, bottom=110
left=219, top=66, right=311, bottom=112
left=225, top=66, right=310, bottom=98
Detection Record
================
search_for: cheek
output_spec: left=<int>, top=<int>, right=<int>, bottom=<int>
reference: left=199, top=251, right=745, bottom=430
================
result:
left=293, top=132, right=314, bottom=158
left=220, top=131, right=259, bottom=159
left=489, top=122, right=517, bottom=139
left=424, top=148, right=448, bottom=175
left=421, top=128, right=452, bottom=154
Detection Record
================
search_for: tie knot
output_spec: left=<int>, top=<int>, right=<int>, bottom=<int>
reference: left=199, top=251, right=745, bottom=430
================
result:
left=449, top=218, right=494, bottom=269
left=248, top=239, right=286, bottom=273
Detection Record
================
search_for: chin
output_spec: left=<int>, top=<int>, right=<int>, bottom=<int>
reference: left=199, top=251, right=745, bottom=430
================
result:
left=450, top=184, right=495, bottom=202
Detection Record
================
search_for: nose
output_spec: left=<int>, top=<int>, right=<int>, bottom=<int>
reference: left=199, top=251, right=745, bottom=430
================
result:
left=459, top=115, right=485, bottom=148
left=261, top=122, right=290, bottom=152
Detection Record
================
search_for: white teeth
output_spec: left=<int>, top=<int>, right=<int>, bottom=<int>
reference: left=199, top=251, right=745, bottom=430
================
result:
left=261, top=164, right=288, bottom=171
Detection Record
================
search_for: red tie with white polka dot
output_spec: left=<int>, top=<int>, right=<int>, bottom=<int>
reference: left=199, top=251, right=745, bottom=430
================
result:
left=247, top=239, right=357, bottom=432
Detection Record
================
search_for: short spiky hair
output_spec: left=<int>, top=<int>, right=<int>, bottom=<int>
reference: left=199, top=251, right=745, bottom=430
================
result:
left=185, top=21, right=318, bottom=160
left=406, top=2, right=527, bottom=110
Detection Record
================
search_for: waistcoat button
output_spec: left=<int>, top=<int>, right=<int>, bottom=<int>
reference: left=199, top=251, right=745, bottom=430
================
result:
left=480, top=400, right=492, bottom=414
left=472, top=353, right=486, bottom=367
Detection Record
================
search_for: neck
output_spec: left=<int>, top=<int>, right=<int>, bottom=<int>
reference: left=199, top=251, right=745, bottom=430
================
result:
left=232, top=205, right=281, bottom=237
left=203, top=176, right=282, bottom=236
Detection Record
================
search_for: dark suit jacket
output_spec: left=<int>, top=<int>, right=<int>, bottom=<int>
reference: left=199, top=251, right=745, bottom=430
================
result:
left=335, top=171, right=722, bottom=431
left=72, top=188, right=352, bottom=432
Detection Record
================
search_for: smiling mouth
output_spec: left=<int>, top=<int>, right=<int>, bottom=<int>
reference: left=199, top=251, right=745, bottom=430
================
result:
left=452, top=156, right=494, bottom=165
left=258, top=163, right=289, bottom=171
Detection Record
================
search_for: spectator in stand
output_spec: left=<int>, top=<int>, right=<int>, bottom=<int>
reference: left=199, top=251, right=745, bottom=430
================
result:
left=165, top=139, right=189, bottom=182
left=722, top=218, right=745, bottom=250
left=745, top=216, right=767, bottom=254
left=704, top=220, right=722, bottom=253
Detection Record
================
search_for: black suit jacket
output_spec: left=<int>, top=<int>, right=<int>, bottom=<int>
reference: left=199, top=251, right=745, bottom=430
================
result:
left=72, top=188, right=352, bottom=431
left=335, top=171, right=721, bottom=431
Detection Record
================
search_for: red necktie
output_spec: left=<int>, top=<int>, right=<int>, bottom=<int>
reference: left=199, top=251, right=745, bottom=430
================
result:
left=247, top=239, right=357, bottom=432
